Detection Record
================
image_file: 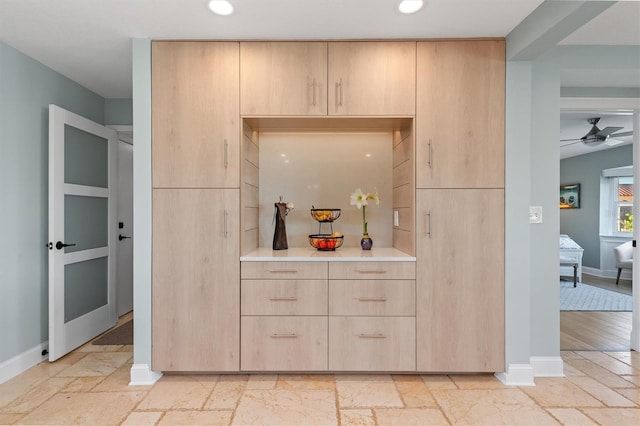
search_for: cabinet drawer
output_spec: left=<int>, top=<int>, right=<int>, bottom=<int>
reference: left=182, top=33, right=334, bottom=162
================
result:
left=242, top=280, right=327, bottom=315
left=241, top=316, right=327, bottom=371
left=329, top=280, right=415, bottom=316
left=329, top=262, right=415, bottom=280
left=329, top=317, right=415, bottom=371
left=242, top=261, right=328, bottom=280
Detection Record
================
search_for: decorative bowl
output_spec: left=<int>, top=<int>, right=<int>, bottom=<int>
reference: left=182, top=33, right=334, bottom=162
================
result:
left=308, top=234, right=344, bottom=251
left=310, top=208, right=341, bottom=222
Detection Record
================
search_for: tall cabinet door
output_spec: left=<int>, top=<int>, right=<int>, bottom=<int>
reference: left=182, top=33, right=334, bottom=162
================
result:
left=152, top=189, right=239, bottom=371
left=416, top=189, right=504, bottom=372
left=328, top=42, right=416, bottom=116
left=416, top=41, right=505, bottom=188
left=152, top=42, right=239, bottom=188
left=240, top=42, right=327, bottom=115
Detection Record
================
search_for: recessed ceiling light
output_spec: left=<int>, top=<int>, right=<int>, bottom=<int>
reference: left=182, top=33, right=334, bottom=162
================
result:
left=398, top=0, right=424, bottom=14
left=209, top=0, right=234, bottom=16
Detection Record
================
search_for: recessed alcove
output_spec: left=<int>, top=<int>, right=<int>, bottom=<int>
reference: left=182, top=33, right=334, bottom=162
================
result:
left=241, top=117, right=415, bottom=255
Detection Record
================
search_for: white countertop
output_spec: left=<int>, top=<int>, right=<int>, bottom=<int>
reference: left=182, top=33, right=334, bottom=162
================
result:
left=240, top=247, right=416, bottom=262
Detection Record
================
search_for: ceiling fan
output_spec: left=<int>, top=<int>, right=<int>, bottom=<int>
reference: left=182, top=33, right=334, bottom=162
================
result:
left=560, top=117, right=633, bottom=147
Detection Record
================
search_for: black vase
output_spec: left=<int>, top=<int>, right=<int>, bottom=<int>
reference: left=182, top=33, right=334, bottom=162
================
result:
left=273, top=202, right=288, bottom=250
left=360, top=233, right=373, bottom=250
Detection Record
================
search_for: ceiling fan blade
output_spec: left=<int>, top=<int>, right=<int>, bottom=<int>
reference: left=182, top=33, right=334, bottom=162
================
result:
left=610, top=131, right=633, bottom=137
left=560, top=140, right=584, bottom=147
left=596, top=126, right=623, bottom=137
left=560, top=138, right=582, bottom=142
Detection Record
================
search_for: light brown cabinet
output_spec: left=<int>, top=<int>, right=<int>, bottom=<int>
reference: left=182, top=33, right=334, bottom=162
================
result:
left=328, top=42, right=416, bottom=116
left=240, top=261, right=328, bottom=371
left=241, top=316, right=328, bottom=371
left=239, top=41, right=416, bottom=116
left=415, top=189, right=504, bottom=372
left=240, top=42, right=327, bottom=116
left=327, top=261, right=416, bottom=371
left=151, top=39, right=506, bottom=374
left=416, top=40, right=505, bottom=189
left=152, top=189, right=240, bottom=371
left=152, top=41, right=240, bottom=188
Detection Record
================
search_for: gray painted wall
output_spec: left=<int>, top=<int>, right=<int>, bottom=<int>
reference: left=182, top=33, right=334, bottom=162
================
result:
left=132, top=39, right=152, bottom=368
left=560, top=145, right=633, bottom=269
left=528, top=52, right=561, bottom=358
left=504, top=61, right=532, bottom=367
left=0, top=42, right=105, bottom=363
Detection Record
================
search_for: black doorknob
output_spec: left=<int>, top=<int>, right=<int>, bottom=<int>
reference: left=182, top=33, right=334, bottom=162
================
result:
left=55, top=241, right=76, bottom=250
left=119, top=235, right=131, bottom=241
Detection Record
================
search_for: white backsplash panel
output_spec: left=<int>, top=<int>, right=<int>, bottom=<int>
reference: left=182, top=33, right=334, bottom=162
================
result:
left=259, top=131, right=393, bottom=249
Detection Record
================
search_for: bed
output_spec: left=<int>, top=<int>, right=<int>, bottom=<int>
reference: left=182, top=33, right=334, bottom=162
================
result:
left=560, top=234, right=584, bottom=286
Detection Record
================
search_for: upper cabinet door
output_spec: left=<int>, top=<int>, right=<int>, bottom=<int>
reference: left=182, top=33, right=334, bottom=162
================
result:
left=240, top=42, right=327, bottom=116
left=152, top=42, right=240, bottom=188
left=328, top=42, right=416, bottom=116
left=416, top=41, right=505, bottom=189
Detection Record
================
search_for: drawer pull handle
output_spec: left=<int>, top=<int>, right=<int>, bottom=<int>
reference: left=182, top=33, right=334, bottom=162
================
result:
left=270, top=333, right=298, bottom=339
left=269, top=297, right=298, bottom=301
left=355, top=270, right=387, bottom=274
left=357, top=297, right=387, bottom=302
left=357, top=333, right=387, bottom=339
left=267, top=269, right=299, bottom=273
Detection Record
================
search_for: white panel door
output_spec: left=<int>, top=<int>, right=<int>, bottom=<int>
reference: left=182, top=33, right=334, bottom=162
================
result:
left=48, top=105, right=117, bottom=361
left=116, top=140, right=133, bottom=316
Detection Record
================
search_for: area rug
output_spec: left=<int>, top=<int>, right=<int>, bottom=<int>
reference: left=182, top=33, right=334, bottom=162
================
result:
left=560, top=281, right=632, bottom=311
left=92, top=320, right=133, bottom=345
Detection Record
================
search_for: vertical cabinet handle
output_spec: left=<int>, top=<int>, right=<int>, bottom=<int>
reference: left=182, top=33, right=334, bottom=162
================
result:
left=223, top=209, right=229, bottom=238
left=312, top=78, right=317, bottom=107
left=335, top=78, right=343, bottom=109
left=223, top=139, right=229, bottom=169
left=427, top=139, right=433, bottom=168
left=424, top=210, right=432, bottom=238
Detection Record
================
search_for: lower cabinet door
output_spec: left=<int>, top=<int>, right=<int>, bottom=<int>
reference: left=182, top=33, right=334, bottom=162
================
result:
left=241, top=316, right=328, bottom=371
left=152, top=189, right=239, bottom=372
left=329, top=317, right=416, bottom=371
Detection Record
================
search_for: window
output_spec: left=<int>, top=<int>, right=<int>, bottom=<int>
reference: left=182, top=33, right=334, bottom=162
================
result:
left=599, top=167, right=633, bottom=237
left=616, top=177, right=633, bottom=234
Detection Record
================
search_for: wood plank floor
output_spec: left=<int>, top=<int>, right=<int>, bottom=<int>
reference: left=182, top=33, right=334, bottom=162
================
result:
left=561, top=311, right=632, bottom=350
left=560, top=274, right=633, bottom=351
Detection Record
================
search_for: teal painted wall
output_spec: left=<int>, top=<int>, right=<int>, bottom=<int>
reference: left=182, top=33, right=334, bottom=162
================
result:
left=104, top=98, right=133, bottom=125
left=0, top=42, right=105, bottom=364
left=560, top=145, right=633, bottom=269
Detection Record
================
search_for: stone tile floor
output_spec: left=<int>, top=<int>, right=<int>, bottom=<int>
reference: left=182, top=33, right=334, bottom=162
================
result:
left=1, top=329, right=639, bottom=425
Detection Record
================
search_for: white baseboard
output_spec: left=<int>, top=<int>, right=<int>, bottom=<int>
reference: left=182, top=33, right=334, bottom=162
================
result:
left=0, top=341, right=49, bottom=384
left=582, top=266, right=632, bottom=280
left=129, top=363, right=162, bottom=386
left=531, top=356, right=564, bottom=377
left=495, top=363, right=535, bottom=386
left=582, top=266, right=601, bottom=277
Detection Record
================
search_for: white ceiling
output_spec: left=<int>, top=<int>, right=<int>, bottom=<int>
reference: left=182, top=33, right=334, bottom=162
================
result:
left=1, top=0, right=547, bottom=98
left=1, top=1, right=638, bottom=99
left=0, top=0, right=638, bottom=160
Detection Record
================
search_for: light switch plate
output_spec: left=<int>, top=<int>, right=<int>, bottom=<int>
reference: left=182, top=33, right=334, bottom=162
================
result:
left=529, top=206, right=543, bottom=224
left=393, top=210, right=399, bottom=227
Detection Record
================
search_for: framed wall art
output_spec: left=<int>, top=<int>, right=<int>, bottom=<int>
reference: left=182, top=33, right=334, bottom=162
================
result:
left=560, top=183, right=580, bottom=209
